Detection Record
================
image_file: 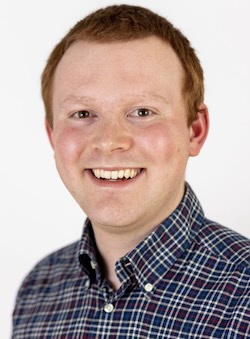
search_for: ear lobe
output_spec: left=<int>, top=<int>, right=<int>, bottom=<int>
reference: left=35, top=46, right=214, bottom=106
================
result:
left=45, top=118, right=54, bottom=149
left=189, top=103, right=209, bottom=157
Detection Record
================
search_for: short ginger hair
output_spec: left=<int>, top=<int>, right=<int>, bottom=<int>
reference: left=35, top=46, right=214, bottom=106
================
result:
left=41, top=4, right=204, bottom=127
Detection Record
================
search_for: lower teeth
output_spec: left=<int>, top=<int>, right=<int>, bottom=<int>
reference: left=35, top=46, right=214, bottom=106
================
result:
left=101, top=177, right=130, bottom=180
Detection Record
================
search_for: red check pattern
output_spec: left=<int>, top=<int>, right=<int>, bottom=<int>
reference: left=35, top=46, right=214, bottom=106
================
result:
left=13, top=184, right=250, bottom=338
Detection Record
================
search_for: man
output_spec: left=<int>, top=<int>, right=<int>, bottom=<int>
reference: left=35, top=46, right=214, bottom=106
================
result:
left=13, top=4, right=250, bottom=338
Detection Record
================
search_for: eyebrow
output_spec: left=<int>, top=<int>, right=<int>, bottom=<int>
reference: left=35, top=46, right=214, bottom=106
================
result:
left=60, top=93, right=170, bottom=107
left=60, top=95, right=95, bottom=107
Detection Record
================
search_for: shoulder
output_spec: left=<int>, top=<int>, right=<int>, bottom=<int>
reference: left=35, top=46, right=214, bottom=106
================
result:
left=32, top=240, right=80, bottom=273
left=16, top=241, right=81, bottom=300
left=196, top=219, right=250, bottom=269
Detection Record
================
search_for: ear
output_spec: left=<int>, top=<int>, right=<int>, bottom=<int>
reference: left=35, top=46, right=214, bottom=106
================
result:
left=189, top=103, right=209, bottom=157
left=45, top=118, right=55, bottom=149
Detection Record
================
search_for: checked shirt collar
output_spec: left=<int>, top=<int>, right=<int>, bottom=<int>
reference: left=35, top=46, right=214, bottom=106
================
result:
left=78, top=183, right=205, bottom=292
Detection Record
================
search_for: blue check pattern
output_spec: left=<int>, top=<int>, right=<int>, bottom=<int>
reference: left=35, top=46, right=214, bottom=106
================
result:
left=12, top=184, right=250, bottom=338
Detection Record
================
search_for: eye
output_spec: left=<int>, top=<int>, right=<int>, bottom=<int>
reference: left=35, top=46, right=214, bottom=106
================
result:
left=137, top=108, right=151, bottom=117
left=131, top=108, right=153, bottom=117
left=73, top=110, right=91, bottom=119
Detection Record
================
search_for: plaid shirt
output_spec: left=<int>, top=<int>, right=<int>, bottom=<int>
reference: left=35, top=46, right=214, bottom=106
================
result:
left=13, top=184, right=250, bottom=338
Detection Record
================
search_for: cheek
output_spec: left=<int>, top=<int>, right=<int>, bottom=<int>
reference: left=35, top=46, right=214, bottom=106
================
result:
left=137, top=123, right=179, bottom=158
left=53, top=127, right=85, bottom=165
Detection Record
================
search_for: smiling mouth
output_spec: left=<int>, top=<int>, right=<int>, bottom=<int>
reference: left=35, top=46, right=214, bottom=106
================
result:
left=91, top=168, right=142, bottom=180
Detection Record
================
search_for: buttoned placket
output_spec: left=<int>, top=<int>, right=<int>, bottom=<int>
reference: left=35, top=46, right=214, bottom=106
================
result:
left=117, top=253, right=158, bottom=300
left=101, top=257, right=139, bottom=314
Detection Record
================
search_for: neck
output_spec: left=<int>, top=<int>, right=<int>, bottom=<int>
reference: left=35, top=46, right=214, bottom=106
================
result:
left=92, top=223, right=154, bottom=290
left=90, top=184, right=185, bottom=290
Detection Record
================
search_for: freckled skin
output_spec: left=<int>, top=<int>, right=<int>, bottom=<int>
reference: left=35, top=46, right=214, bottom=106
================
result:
left=47, top=36, right=208, bottom=239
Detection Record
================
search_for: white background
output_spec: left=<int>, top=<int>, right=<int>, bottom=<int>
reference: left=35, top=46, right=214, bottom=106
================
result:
left=1, top=0, right=250, bottom=337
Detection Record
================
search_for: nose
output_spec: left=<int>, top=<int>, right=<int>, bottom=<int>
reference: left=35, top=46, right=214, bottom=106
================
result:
left=91, top=117, right=133, bottom=154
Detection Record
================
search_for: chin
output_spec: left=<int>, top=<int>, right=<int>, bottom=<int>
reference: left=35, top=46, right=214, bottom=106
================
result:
left=88, top=211, right=140, bottom=231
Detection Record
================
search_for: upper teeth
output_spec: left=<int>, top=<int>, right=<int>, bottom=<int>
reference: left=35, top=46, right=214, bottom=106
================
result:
left=92, top=169, right=141, bottom=180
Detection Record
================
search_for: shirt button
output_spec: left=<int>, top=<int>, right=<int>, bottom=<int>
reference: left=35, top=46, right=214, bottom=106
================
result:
left=144, top=283, right=154, bottom=292
left=104, top=303, right=114, bottom=313
left=84, top=280, right=90, bottom=289
left=90, top=260, right=97, bottom=269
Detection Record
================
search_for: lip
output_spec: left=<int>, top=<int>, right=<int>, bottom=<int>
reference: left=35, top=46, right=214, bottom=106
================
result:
left=85, top=168, right=145, bottom=188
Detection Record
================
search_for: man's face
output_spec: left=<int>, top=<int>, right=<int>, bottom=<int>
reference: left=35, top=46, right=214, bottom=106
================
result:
left=48, top=36, right=207, bottom=235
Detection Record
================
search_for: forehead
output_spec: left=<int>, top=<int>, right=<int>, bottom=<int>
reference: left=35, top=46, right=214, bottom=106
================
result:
left=53, top=36, right=185, bottom=106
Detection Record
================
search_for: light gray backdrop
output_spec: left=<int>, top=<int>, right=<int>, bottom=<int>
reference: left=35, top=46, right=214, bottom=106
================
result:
left=1, top=0, right=250, bottom=337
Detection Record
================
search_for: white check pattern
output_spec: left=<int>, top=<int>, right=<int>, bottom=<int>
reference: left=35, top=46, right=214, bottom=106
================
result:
left=13, top=184, right=250, bottom=338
